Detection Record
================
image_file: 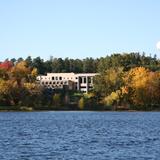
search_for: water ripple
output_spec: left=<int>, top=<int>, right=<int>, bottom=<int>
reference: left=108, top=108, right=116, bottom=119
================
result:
left=0, top=111, right=160, bottom=159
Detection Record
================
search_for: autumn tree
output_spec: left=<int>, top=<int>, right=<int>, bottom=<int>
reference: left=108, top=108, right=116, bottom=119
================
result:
left=0, top=60, right=42, bottom=107
left=94, top=67, right=124, bottom=97
left=123, top=67, right=160, bottom=109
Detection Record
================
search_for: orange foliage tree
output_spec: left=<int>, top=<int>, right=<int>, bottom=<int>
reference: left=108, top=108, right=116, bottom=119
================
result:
left=0, top=60, right=41, bottom=106
left=124, top=67, right=160, bottom=108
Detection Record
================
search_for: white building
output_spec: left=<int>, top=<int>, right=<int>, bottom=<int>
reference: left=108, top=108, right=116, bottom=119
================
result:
left=37, top=73, right=98, bottom=93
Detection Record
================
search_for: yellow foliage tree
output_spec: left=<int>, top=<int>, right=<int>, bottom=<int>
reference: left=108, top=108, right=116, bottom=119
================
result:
left=10, top=61, right=30, bottom=87
left=124, top=67, right=160, bottom=107
left=103, top=90, right=121, bottom=106
left=78, top=97, right=85, bottom=110
left=0, top=61, right=42, bottom=106
left=0, top=79, right=10, bottom=95
left=31, top=68, right=38, bottom=79
left=24, top=82, right=41, bottom=94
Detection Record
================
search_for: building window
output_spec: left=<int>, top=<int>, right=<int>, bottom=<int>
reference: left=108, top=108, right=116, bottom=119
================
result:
left=80, top=86, right=87, bottom=88
left=52, top=77, right=54, bottom=80
left=59, top=77, right=62, bottom=80
left=82, top=77, right=86, bottom=83
left=46, top=82, right=48, bottom=85
left=88, top=77, right=91, bottom=83
left=56, top=77, right=58, bottom=80
left=79, top=77, right=82, bottom=83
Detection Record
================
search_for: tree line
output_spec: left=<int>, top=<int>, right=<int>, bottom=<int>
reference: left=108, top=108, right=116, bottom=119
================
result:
left=9, top=56, right=99, bottom=74
left=7, top=52, right=160, bottom=75
left=0, top=52, right=160, bottom=110
left=94, top=67, right=160, bottom=110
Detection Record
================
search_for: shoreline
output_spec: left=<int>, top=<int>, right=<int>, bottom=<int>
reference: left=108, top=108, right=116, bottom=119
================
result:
left=1, top=105, right=160, bottom=112
left=0, top=109, right=160, bottom=112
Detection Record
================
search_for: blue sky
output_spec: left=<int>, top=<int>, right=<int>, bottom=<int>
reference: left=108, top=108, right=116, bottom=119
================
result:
left=0, top=0, right=160, bottom=61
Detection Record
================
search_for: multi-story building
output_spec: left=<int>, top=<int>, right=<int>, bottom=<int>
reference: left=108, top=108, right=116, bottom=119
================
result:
left=37, top=73, right=98, bottom=93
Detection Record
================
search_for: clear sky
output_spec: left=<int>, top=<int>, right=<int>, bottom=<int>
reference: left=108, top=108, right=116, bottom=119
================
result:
left=0, top=0, right=160, bottom=61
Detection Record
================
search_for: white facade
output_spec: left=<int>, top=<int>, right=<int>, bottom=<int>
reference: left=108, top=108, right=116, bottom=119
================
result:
left=37, top=72, right=98, bottom=93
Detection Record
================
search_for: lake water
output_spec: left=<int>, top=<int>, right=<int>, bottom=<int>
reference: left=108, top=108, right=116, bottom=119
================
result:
left=0, top=111, right=160, bottom=160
